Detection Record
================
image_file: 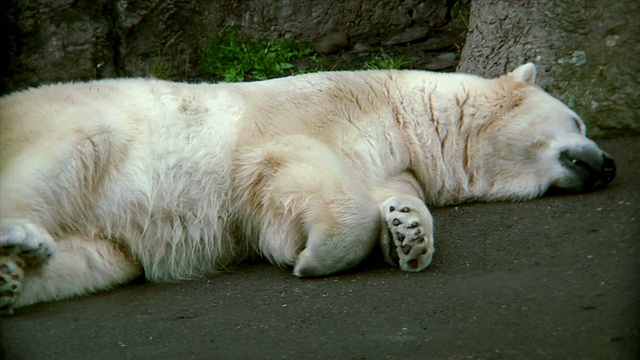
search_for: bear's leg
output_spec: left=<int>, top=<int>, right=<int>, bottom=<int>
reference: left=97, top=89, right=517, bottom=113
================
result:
left=0, top=220, right=142, bottom=315
left=292, top=171, right=436, bottom=275
left=372, top=172, right=435, bottom=272
left=238, top=136, right=380, bottom=277
left=291, top=187, right=380, bottom=277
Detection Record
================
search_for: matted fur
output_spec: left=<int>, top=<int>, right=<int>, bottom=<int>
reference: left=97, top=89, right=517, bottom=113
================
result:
left=0, top=63, right=614, bottom=313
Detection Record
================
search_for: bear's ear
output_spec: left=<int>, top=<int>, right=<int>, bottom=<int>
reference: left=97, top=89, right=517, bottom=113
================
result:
left=509, top=63, right=537, bottom=85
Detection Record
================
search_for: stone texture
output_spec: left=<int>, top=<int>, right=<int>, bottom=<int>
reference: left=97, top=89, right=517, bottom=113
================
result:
left=425, top=53, right=458, bottom=71
left=352, top=43, right=375, bottom=54
left=457, top=0, right=640, bottom=138
left=383, top=27, right=429, bottom=46
left=222, top=0, right=448, bottom=41
left=312, top=32, right=350, bottom=55
left=1, top=0, right=116, bottom=92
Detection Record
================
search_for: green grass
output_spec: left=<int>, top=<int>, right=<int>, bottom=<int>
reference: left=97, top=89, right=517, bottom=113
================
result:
left=196, top=26, right=415, bottom=82
left=150, top=48, right=173, bottom=80
left=451, top=0, right=471, bottom=29
left=198, top=26, right=314, bottom=82
left=362, top=52, right=412, bottom=70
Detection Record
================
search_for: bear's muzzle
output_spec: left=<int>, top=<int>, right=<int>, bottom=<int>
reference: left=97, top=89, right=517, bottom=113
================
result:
left=559, top=148, right=616, bottom=192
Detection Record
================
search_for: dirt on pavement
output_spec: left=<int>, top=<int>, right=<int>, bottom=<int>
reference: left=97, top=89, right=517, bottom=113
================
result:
left=1, top=137, right=639, bottom=360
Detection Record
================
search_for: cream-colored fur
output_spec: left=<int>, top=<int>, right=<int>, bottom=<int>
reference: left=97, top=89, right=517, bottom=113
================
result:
left=0, top=63, right=614, bottom=314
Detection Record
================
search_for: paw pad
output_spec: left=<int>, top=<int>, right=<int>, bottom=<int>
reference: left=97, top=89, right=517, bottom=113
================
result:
left=382, top=196, right=435, bottom=273
left=401, top=244, right=412, bottom=255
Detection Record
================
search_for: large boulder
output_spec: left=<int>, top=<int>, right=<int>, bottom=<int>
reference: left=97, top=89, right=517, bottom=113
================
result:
left=457, top=0, right=640, bottom=138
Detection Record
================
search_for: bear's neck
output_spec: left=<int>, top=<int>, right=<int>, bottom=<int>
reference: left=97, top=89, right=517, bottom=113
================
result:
left=392, top=72, right=491, bottom=207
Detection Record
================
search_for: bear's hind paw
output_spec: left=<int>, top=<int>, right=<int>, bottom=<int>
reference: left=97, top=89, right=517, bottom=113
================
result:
left=0, top=256, right=25, bottom=316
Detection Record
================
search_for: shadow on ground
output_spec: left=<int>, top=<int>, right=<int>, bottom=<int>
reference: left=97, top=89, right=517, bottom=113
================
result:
left=2, top=137, right=639, bottom=360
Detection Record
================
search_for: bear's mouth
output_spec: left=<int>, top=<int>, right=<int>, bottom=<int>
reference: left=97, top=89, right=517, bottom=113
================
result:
left=552, top=149, right=616, bottom=193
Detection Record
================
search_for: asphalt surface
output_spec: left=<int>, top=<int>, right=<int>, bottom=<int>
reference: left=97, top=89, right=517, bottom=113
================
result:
left=1, top=137, right=639, bottom=360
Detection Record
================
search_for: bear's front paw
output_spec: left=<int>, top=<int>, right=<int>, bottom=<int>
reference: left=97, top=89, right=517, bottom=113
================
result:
left=381, top=196, right=434, bottom=272
left=1, top=219, right=56, bottom=266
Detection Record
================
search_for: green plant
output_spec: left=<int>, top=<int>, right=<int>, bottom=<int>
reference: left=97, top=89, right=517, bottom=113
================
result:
left=363, top=52, right=412, bottom=70
left=150, top=55, right=173, bottom=80
left=306, top=53, right=331, bottom=73
left=451, top=0, right=470, bottom=29
left=198, top=26, right=314, bottom=82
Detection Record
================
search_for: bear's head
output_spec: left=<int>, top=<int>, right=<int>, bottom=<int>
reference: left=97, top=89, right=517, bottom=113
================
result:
left=471, top=63, right=616, bottom=201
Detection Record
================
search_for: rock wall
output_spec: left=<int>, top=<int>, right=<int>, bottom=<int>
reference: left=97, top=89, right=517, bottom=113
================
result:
left=0, top=0, right=448, bottom=93
left=457, top=0, right=640, bottom=138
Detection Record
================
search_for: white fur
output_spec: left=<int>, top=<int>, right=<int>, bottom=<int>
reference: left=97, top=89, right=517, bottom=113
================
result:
left=0, top=64, right=611, bottom=312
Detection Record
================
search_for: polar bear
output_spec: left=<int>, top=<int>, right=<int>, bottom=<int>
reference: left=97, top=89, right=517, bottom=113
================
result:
left=0, top=63, right=615, bottom=315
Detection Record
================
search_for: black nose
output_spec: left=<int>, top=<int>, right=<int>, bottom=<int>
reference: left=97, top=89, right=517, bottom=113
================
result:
left=601, top=154, right=616, bottom=184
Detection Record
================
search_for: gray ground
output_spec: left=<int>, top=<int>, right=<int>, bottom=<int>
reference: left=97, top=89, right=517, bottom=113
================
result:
left=1, top=137, right=639, bottom=360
